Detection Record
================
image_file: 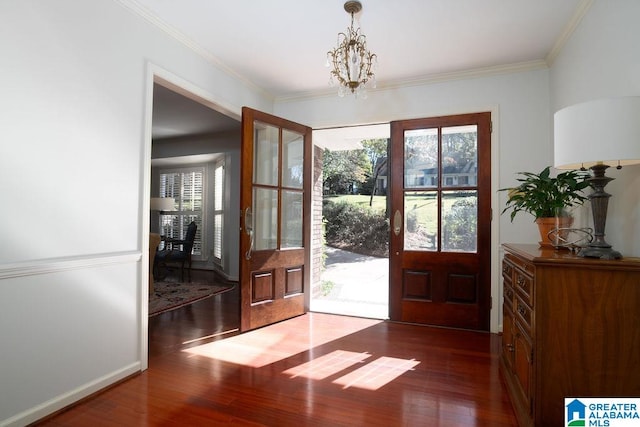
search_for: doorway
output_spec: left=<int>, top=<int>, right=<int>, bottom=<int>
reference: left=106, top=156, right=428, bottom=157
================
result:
left=310, top=125, right=391, bottom=320
left=149, top=80, right=241, bottom=282
left=148, top=78, right=315, bottom=339
left=146, top=76, right=243, bottom=363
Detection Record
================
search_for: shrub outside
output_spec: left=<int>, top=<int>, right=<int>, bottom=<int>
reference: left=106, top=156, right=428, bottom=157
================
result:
left=323, top=200, right=389, bottom=257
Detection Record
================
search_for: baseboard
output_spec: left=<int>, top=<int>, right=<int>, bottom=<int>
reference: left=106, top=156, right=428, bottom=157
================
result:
left=1, top=362, right=141, bottom=427
left=212, top=267, right=238, bottom=283
left=188, top=266, right=238, bottom=283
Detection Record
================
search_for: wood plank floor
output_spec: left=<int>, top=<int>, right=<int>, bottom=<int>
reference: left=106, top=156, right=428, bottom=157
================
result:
left=36, top=281, right=517, bottom=426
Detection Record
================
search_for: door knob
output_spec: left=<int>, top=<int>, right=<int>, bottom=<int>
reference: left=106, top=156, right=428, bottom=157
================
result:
left=393, top=210, right=402, bottom=236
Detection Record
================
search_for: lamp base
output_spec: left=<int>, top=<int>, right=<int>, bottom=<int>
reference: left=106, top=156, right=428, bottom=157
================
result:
left=580, top=163, right=622, bottom=260
left=578, top=245, right=622, bottom=260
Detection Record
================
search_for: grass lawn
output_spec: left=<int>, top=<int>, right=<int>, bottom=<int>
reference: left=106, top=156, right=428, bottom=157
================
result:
left=325, top=192, right=476, bottom=232
left=324, top=194, right=387, bottom=212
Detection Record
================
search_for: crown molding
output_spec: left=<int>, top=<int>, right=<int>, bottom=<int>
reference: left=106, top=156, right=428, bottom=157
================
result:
left=275, top=59, right=549, bottom=103
left=546, top=0, right=594, bottom=65
left=116, top=0, right=275, bottom=102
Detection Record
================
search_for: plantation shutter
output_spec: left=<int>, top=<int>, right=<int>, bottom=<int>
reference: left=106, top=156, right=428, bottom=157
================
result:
left=158, top=167, right=204, bottom=258
left=213, top=162, right=224, bottom=263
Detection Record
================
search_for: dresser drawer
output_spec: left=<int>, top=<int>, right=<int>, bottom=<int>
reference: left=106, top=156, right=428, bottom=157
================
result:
left=514, top=294, right=533, bottom=336
left=502, top=258, right=516, bottom=312
left=504, top=282, right=515, bottom=313
left=514, top=268, right=534, bottom=307
left=502, top=260, right=514, bottom=282
left=504, top=253, right=535, bottom=277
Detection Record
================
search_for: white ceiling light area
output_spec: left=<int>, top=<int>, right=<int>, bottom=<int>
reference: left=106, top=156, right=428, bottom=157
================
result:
left=126, top=0, right=588, bottom=100
left=139, top=0, right=591, bottom=150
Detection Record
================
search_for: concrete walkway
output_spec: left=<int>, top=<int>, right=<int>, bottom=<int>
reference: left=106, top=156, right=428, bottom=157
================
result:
left=311, top=246, right=389, bottom=319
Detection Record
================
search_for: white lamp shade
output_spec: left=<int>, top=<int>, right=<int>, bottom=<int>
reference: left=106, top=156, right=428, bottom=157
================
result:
left=150, top=197, right=175, bottom=211
left=554, top=96, right=640, bottom=169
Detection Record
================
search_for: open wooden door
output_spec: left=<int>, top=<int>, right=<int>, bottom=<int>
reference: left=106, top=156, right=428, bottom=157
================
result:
left=239, top=107, right=312, bottom=332
left=389, top=112, right=491, bottom=331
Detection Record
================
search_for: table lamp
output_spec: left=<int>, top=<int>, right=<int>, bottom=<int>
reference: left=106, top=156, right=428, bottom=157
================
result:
left=554, top=96, right=640, bottom=259
left=150, top=197, right=175, bottom=213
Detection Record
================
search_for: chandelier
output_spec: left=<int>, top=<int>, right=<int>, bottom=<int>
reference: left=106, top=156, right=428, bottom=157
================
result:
left=326, top=1, right=377, bottom=98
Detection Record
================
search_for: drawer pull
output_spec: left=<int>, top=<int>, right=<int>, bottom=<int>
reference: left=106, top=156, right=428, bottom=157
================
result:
left=517, top=275, right=526, bottom=286
left=506, top=289, right=513, bottom=298
left=506, top=344, right=514, bottom=352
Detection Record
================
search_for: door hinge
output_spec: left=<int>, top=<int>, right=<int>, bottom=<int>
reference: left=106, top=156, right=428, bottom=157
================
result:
left=490, top=120, right=493, bottom=133
left=490, top=296, right=493, bottom=309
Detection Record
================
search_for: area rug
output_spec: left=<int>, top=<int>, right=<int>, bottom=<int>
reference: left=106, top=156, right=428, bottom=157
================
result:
left=149, top=280, right=233, bottom=317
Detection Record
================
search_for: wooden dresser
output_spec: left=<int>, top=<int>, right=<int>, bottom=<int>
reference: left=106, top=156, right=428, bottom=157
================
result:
left=500, top=244, right=640, bottom=427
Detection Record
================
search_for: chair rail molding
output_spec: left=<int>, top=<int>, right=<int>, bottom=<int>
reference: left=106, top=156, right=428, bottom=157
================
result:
left=0, top=251, right=141, bottom=280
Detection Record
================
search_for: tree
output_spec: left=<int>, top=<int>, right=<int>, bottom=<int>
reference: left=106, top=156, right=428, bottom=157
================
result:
left=361, top=138, right=388, bottom=206
left=322, top=148, right=370, bottom=194
left=362, top=139, right=388, bottom=172
left=441, top=130, right=477, bottom=172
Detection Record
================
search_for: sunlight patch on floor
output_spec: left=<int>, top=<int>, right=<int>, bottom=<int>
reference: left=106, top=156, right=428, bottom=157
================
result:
left=283, top=350, right=372, bottom=380
left=283, top=349, right=421, bottom=390
left=333, top=356, right=420, bottom=390
left=182, top=313, right=381, bottom=368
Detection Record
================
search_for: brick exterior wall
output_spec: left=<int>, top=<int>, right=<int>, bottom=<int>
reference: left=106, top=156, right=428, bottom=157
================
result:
left=312, top=145, right=323, bottom=296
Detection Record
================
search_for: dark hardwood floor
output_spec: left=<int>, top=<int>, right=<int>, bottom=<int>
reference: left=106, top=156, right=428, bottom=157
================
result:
left=36, top=272, right=517, bottom=426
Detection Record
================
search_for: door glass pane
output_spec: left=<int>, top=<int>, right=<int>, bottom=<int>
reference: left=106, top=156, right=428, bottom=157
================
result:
left=442, top=190, right=477, bottom=253
left=281, top=190, right=303, bottom=248
left=253, top=187, right=278, bottom=250
left=404, top=191, right=438, bottom=251
left=282, top=130, right=304, bottom=189
left=442, top=125, right=478, bottom=188
left=404, top=128, right=438, bottom=188
left=254, top=121, right=279, bottom=186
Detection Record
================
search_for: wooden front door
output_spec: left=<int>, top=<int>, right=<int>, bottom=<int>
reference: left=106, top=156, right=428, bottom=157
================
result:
left=239, top=107, right=312, bottom=332
left=389, top=112, right=491, bottom=330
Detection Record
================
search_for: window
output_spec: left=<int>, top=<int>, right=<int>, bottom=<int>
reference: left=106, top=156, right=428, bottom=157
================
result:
left=212, top=162, right=224, bottom=264
left=158, top=167, right=204, bottom=258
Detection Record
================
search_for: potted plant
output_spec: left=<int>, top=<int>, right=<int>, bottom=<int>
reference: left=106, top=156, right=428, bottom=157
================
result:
left=500, top=166, right=590, bottom=246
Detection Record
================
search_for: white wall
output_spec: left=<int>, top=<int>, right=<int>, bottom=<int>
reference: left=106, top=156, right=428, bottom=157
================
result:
left=276, top=68, right=553, bottom=333
left=0, top=1, right=269, bottom=425
left=550, top=0, right=640, bottom=256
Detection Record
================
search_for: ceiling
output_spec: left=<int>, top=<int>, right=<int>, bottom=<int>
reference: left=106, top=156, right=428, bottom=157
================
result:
left=152, top=83, right=240, bottom=140
left=142, top=0, right=588, bottom=144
